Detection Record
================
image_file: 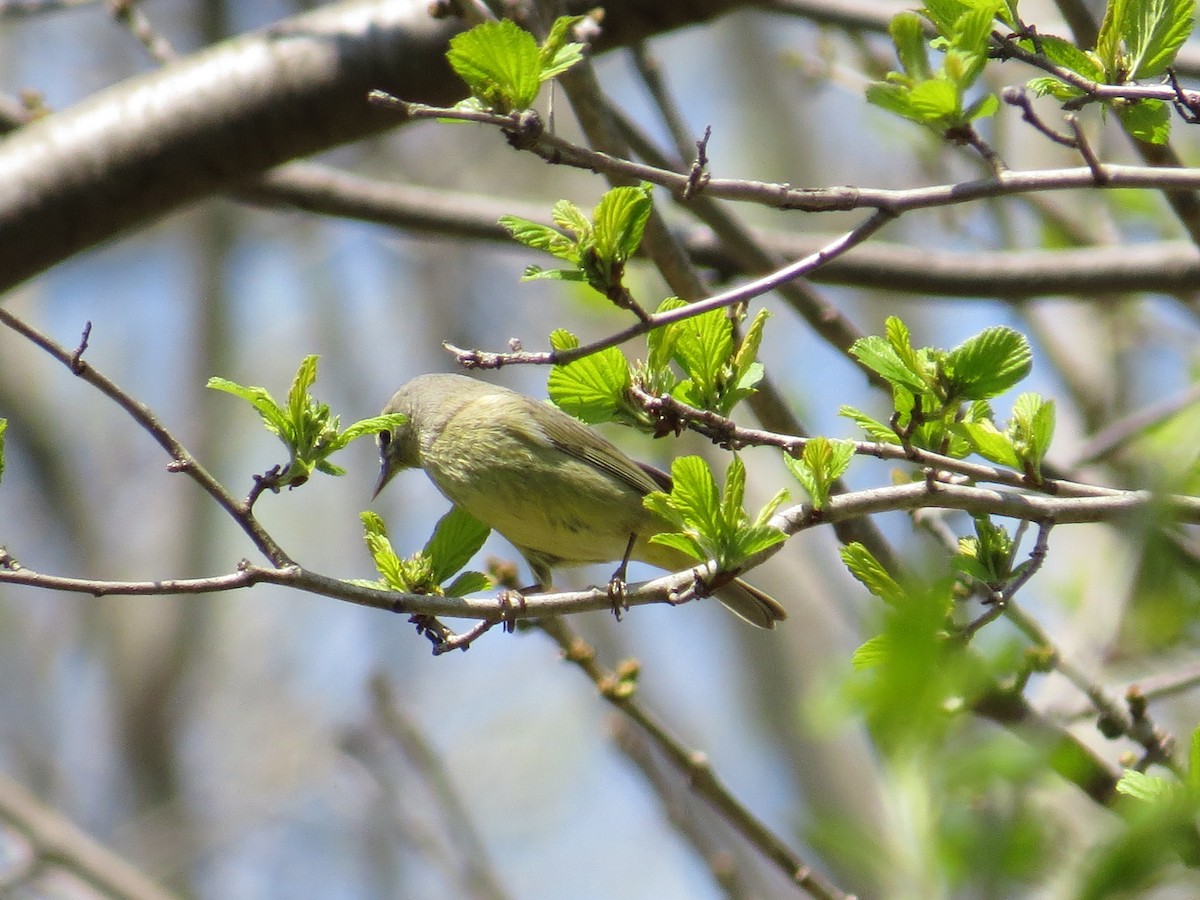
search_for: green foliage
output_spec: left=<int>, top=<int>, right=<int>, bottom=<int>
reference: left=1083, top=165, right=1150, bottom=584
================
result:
left=954, top=516, right=1028, bottom=591
left=208, top=356, right=407, bottom=489
left=546, top=302, right=768, bottom=427
left=783, top=437, right=854, bottom=509
left=1096, top=0, right=1196, bottom=81
left=357, top=507, right=492, bottom=596
left=866, top=0, right=1003, bottom=135
left=1077, top=728, right=1200, bottom=897
left=643, top=455, right=788, bottom=573
left=1021, top=0, right=1194, bottom=143
left=842, top=317, right=1036, bottom=462
left=956, top=392, right=1056, bottom=477
left=499, top=183, right=653, bottom=298
left=667, top=304, right=768, bottom=417
left=546, top=330, right=636, bottom=425
left=446, top=17, right=585, bottom=114
left=841, top=542, right=908, bottom=607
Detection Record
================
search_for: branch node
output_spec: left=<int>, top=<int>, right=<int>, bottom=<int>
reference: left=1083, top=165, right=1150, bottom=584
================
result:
left=682, top=125, right=712, bottom=200
left=69, top=321, right=92, bottom=374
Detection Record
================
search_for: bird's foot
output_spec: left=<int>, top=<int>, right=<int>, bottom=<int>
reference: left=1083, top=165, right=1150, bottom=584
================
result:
left=497, top=588, right=527, bottom=633
left=606, top=575, right=628, bottom=622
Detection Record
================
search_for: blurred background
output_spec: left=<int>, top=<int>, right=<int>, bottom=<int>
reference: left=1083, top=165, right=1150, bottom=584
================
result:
left=3, top=0, right=1200, bottom=897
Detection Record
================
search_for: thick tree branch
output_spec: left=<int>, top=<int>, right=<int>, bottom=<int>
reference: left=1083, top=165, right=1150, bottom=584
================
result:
left=0, top=0, right=746, bottom=295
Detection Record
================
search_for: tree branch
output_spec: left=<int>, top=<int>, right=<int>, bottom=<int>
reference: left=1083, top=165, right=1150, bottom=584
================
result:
left=0, top=0, right=748, bottom=295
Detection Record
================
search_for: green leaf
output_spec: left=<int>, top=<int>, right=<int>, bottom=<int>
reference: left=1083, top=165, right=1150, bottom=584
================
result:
left=424, top=505, right=492, bottom=584
left=841, top=542, right=907, bottom=605
left=907, top=78, right=961, bottom=121
left=665, top=455, right=723, bottom=537
left=538, top=15, right=586, bottom=80
left=851, top=335, right=929, bottom=394
left=1031, top=34, right=1106, bottom=81
left=547, top=340, right=631, bottom=424
left=592, top=183, right=653, bottom=264
left=499, top=215, right=578, bottom=261
left=444, top=571, right=493, bottom=597
left=646, top=296, right=686, bottom=375
left=784, top=438, right=855, bottom=509
left=335, top=413, right=409, bottom=449
left=287, top=355, right=319, bottom=423
left=673, top=308, right=733, bottom=407
left=1116, top=99, right=1172, bottom=144
left=1010, top=392, right=1056, bottom=471
left=1116, top=769, right=1177, bottom=803
left=520, top=266, right=585, bottom=282
left=1188, top=727, right=1200, bottom=793
left=550, top=199, right=591, bottom=239
left=943, top=326, right=1032, bottom=399
left=922, top=0, right=968, bottom=36
left=720, top=455, right=748, bottom=542
left=731, top=308, right=769, bottom=389
left=646, top=530, right=704, bottom=561
left=1027, top=75, right=1086, bottom=100
left=207, top=377, right=289, bottom=437
left=210, top=357, right=378, bottom=487
left=957, top=419, right=1021, bottom=467
left=840, top=405, right=902, bottom=444
left=964, top=92, right=999, bottom=120
left=1127, top=0, right=1196, bottom=79
left=738, top=522, right=788, bottom=558
left=852, top=633, right=890, bottom=669
left=446, top=19, right=542, bottom=112
left=891, top=11, right=932, bottom=79
left=361, top=511, right=408, bottom=591
left=1096, top=0, right=1128, bottom=77
left=866, top=81, right=921, bottom=119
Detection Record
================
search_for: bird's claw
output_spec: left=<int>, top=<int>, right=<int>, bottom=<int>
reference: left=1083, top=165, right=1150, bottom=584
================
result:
left=607, top=576, right=628, bottom=622
left=497, top=588, right=527, bottom=633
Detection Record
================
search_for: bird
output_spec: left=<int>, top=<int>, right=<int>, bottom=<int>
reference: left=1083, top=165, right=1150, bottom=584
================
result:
left=373, top=373, right=786, bottom=629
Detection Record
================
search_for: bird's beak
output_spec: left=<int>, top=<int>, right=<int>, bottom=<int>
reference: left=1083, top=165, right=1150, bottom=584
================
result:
left=372, top=463, right=392, bottom=500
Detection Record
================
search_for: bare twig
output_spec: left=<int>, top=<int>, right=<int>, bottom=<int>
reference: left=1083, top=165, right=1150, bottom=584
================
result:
left=537, top=617, right=855, bottom=900
left=445, top=210, right=895, bottom=368
left=0, top=773, right=178, bottom=900
left=0, top=308, right=292, bottom=566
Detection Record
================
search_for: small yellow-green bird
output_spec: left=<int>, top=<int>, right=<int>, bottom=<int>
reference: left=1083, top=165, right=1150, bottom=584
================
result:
left=374, top=373, right=786, bottom=629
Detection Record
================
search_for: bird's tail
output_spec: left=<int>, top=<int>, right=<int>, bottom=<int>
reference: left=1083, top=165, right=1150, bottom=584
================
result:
left=713, top=578, right=787, bottom=630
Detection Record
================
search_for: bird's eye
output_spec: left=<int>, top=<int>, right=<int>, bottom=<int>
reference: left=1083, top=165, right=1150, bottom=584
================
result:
left=378, top=430, right=391, bottom=451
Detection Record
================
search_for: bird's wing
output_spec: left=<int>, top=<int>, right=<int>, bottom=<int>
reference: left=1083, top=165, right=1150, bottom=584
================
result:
left=528, top=401, right=666, bottom=497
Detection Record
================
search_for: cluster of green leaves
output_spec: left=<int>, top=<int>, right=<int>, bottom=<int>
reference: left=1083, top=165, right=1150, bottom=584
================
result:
left=827, top=543, right=1055, bottom=892
left=1024, top=0, right=1195, bottom=143
left=446, top=16, right=585, bottom=114
left=208, top=356, right=405, bottom=489
left=643, top=455, right=787, bottom=574
left=547, top=302, right=768, bottom=426
left=867, top=0, right=1008, bottom=135
left=500, top=183, right=653, bottom=301
left=783, top=436, right=855, bottom=510
left=843, top=316, right=1054, bottom=478
left=842, top=544, right=998, bottom=751
left=1083, top=728, right=1200, bottom=896
left=355, top=507, right=492, bottom=597
left=955, top=516, right=1028, bottom=594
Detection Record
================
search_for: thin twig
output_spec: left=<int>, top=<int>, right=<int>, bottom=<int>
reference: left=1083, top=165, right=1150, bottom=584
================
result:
left=445, top=210, right=895, bottom=368
left=537, top=618, right=855, bottom=900
left=1005, top=600, right=1176, bottom=768
left=0, top=308, right=292, bottom=566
